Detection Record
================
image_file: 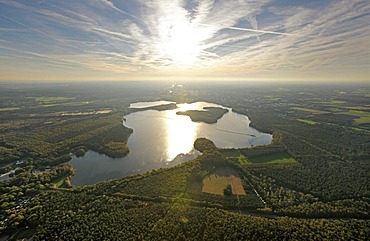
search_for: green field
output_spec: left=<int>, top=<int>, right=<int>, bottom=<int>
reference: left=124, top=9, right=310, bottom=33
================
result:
left=220, top=149, right=250, bottom=165
left=0, top=107, right=20, bottom=111
left=266, top=96, right=283, bottom=102
left=221, top=149, right=296, bottom=165
left=40, top=101, right=90, bottom=108
left=291, top=107, right=329, bottom=114
left=345, top=106, right=370, bottom=111
left=296, top=119, right=317, bottom=125
left=35, top=96, right=75, bottom=103
left=354, top=116, right=370, bottom=124
left=318, top=100, right=347, bottom=105
left=340, top=110, right=370, bottom=124
left=249, top=151, right=297, bottom=164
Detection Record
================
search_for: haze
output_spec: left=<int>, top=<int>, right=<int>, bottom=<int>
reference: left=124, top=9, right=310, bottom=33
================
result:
left=0, top=0, right=369, bottom=82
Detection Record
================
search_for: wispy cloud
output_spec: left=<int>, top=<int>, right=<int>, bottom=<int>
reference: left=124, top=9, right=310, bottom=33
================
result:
left=99, top=0, right=140, bottom=20
left=0, top=0, right=369, bottom=81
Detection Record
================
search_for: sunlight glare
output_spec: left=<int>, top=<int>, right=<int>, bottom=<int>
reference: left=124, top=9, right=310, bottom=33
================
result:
left=165, top=110, right=198, bottom=161
left=156, top=13, right=209, bottom=66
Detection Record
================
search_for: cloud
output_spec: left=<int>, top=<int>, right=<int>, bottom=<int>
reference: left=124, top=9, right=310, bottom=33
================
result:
left=201, top=24, right=299, bottom=36
left=0, top=0, right=369, bottom=80
left=100, top=0, right=139, bottom=20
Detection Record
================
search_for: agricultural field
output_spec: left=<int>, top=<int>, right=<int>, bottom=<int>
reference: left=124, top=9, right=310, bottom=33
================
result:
left=0, top=107, right=20, bottom=112
left=221, top=148, right=297, bottom=165
left=296, top=119, right=317, bottom=125
left=339, top=110, right=370, bottom=124
left=343, top=106, right=370, bottom=111
left=202, top=166, right=246, bottom=195
left=291, top=107, right=329, bottom=114
left=353, top=116, right=370, bottom=124
left=248, top=151, right=297, bottom=164
left=220, top=149, right=250, bottom=165
left=317, top=100, right=347, bottom=105
left=34, top=96, right=76, bottom=103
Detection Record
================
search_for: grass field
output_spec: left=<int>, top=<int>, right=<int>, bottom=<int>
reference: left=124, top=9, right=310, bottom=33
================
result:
left=220, top=149, right=250, bottom=165
left=249, top=151, right=297, bottom=164
left=296, top=119, right=317, bottom=125
left=266, top=96, right=283, bottom=102
left=291, top=107, right=329, bottom=114
left=317, top=100, right=347, bottom=105
left=221, top=149, right=296, bottom=165
left=40, top=101, right=93, bottom=108
left=202, top=166, right=246, bottom=195
left=341, top=110, right=370, bottom=117
left=0, top=107, right=20, bottom=111
left=35, top=96, right=75, bottom=103
left=340, top=110, right=370, bottom=124
left=354, top=116, right=370, bottom=124
left=345, top=106, right=370, bottom=111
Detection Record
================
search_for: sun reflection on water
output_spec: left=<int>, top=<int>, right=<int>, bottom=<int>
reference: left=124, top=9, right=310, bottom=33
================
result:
left=163, top=102, right=226, bottom=161
left=165, top=107, right=198, bottom=161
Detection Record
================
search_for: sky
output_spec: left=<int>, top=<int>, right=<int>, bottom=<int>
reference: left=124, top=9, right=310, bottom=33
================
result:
left=0, top=0, right=369, bottom=82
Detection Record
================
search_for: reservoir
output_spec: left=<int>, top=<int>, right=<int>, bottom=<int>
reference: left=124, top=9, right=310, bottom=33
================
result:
left=70, top=101, right=272, bottom=185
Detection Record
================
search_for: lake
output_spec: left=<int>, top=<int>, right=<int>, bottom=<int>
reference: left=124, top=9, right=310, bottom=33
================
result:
left=70, top=101, right=272, bottom=185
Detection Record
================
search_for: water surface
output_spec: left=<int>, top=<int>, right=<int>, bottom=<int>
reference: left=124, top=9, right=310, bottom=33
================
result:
left=70, top=101, right=272, bottom=185
left=129, top=100, right=175, bottom=108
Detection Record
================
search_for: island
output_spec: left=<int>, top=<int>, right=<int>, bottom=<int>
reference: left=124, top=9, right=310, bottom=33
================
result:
left=176, top=106, right=228, bottom=123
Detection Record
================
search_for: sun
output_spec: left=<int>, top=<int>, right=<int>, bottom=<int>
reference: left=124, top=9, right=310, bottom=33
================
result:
left=167, top=22, right=200, bottom=65
left=156, top=14, right=207, bottom=66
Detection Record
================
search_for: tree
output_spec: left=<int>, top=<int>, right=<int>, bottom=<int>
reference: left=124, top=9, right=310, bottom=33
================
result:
left=224, top=184, right=233, bottom=196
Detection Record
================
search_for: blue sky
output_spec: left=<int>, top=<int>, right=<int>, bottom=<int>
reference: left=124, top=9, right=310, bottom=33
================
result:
left=0, top=0, right=369, bottom=81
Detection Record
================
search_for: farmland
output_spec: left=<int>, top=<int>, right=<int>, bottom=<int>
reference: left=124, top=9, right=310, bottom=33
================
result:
left=296, top=119, right=317, bottom=125
left=202, top=166, right=246, bottom=195
left=339, top=110, right=370, bottom=124
left=291, top=107, right=329, bottom=114
left=248, top=151, right=296, bottom=164
left=221, top=147, right=297, bottom=165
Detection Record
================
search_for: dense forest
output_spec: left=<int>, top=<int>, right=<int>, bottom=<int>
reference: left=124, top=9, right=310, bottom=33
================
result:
left=177, top=107, right=228, bottom=123
left=2, top=147, right=369, bottom=240
left=0, top=82, right=369, bottom=240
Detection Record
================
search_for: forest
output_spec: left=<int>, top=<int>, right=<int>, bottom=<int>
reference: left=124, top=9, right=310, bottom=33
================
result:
left=176, top=107, right=228, bottom=123
left=0, top=82, right=369, bottom=240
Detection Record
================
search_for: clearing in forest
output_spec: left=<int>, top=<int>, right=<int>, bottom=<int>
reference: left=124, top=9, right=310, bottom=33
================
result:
left=296, top=119, right=317, bottom=125
left=249, top=151, right=297, bottom=164
left=291, top=107, right=329, bottom=114
left=339, top=110, right=370, bottom=124
left=221, top=149, right=296, bottom=165
left=220, top=149, right=250, bottom=165
left=202, top=166, right=246, bottom=195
